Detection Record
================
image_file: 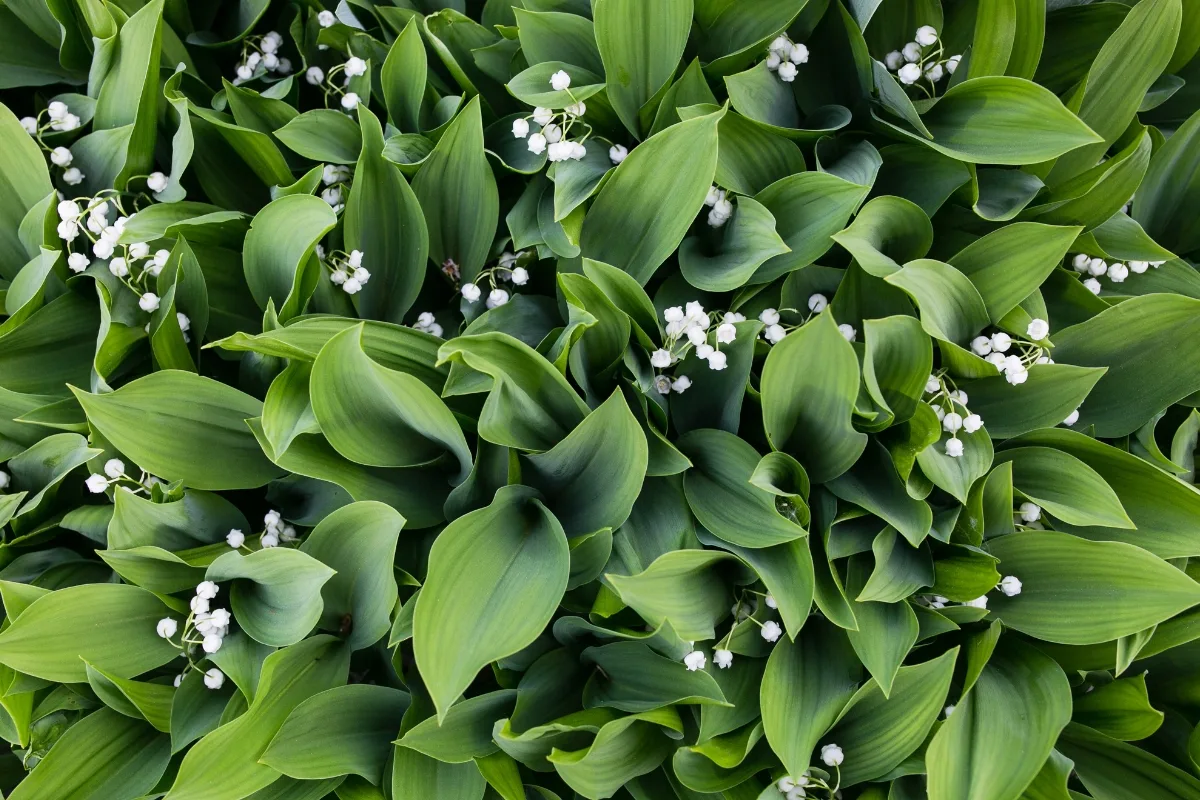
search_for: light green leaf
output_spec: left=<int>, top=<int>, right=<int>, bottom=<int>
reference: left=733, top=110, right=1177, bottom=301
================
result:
left=607, top=549, right=738, bottom=641
left=242, top=194, right=337, bottom=322
left=205, top=549, right=336, bottom=647
left=994, top=447, right=1133, bottom=529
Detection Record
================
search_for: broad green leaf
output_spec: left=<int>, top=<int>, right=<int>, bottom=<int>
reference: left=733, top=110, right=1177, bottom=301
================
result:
left=725, top=63, right=853, bottom=141
left=863, top=315, right=932, bottom=426
left=242, top=194, right=337, bottom=322
left=108, top=487, right=248, bottom=550
left=397, top=690, right=515, bottom=763
left=1009, top=428, right=1200, bottom=559
left=8, top=708, right=169, bottom=800
left=670, top=319, right=763, bottom=436
left=514, top=7, right=603, bottom=72
left=506, top=61, right=605, bottom=108
left=1135, top=107, right=1200, bottom=255
left=582, top=642, right=728, bottom=712
left=547, top=710, right=676, bottom=798
left=205, top=548, right=336, bottom=647
left=345, top=106, right=429, bottom=323
left=875, top=77, right=1102, bottom=164
left=274, top=110, right=361, bottom=164
left=986, top=531, right=1200, bottom=644
left=844, top=559, right=921, bottom=696
left=949, top=223, right=1081, bottom=322
left=677, top=105, right=806, bottom=196
left=580, top=109, right=722, bottom=285
left=391, top=745, right=486, bottom=800
left=521, top=390, right=647, bottom=536
left=762, top=312, right=867, bottom=483
left=263, top=684, right=409, bottom=783
left=1058, top=722, right=1200, bottom=799
left=382, top=18, right=426, bottom=133
left=679, top=197, right=790, bottom=292
left=0, top=103, right=52, bottom=279
left=72, top=371, right=281, bottom=491
left=828, top=647, right=958, bottom=786
left=857, top=528, right=934, bottom=603
left=1072, top=674, right=1164, bottom=741
left=994, top=447, right=1133, bottom=529
left=960, top=365, right=1106, bottom=439
left=678, top=429, right=807, bottom=549
left=311, top=325, right=470, bottom=478
left=437, top=333, right=589, bottom=451
left=928, top=639, right=1072, bottom=800
left=1053, top=295, right=1200, bottom=437
left=828, top=439, right=934, bottom=546
left=84, top=661, right=174, bottom=732
left=761, top=618, right=862, bottom=778
left=752, top=172, right=870, bottom=283
left=607, top=549, right=738, bottom=641
left=885, top=259, right=991, bottom=345
left=412, top=97, right=498, bottom=282
left=166, top=636, right=350, bottom=800
left=592, top=0, right=691, bottom=136
left=0, top=583, right=176, bottom=682
left=299, top=501, right=405, bottom=650
left=414, top=486, right=569, bottom=720
left=832, top=196, right=932, bottom=279
left=1048, top=0, right=1182, bottom=182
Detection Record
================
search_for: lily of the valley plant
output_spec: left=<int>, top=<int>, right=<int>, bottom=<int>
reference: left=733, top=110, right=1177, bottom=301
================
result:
left=0, top=0, right=1199, bottom=798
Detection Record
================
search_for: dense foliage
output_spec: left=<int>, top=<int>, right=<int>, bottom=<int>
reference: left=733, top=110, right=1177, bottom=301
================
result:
left=2, top=0, right=1200, bottom=797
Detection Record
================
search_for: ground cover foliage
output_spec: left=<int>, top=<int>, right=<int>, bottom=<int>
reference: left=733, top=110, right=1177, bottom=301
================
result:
left=1, top=0, right=1200, bottom=797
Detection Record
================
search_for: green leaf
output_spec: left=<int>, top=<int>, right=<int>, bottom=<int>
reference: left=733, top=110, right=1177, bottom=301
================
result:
left=1072, top=674, right=1164, bottom=741
left=828, top=439, right=934, bottom=546
left=547, top=710, right=676, bottom=798
left=311, top=325, right=470, bottom=478
left=993, top=446, right=1133, bottom=529
left=0, top=103, right=52, bottom=279
left=166, top=636, right=350, bottom=800
left=108, top=487, right=248, bottom=550
left=679, top=197, right=790, bottom=292
left=762, top=312, right=867, bottom=483
left=0, top=583, right=176, bottom=682
left=844, top=558, right=921, bottom=696
left=299, top=501, right=405, bottom=650
left=607, top=549, right=737, bottom=641
left=506, top=61, right=605, bottom=108
left=876, top=77, right=1102, bottom=164
left=761, top=618, right=862, bottom=778
left=582, top=642, right=728, bottom=712
left=263, top=684, right=409, bottom=784
left=275, top=110, right=361, bottom=164
left=412, top=97, right=499, bottom=282
left=346, top=106, right=429, bottom=323
left=1135, top=107, right=1200, bottom=255
left=1058, top=722, right=1200, bottom=799
left=592, top=0, right=692, bottom=136
left=884, top=259, right=991, bottom=345
left=960, top=364, right=1106, bottom=439
left=1048, top=0, right=1182, bottom=182
left=382, top=18, right=426, bottom=133
left=863, top=315, right=932, bottom=426
left=414, top=486, right=569, bottom=720
left=242, top=194, right=337, bottom=322
left=678, top=428, right=807, bottom=549
left=437, top=333, right=590, bottom=451
left=8, top=708, right=169, bottom=800
left=205, top=548, right=336, bottom=647
left=832, top=196, right=932, bottom=278
left=397, top=690, right=515, bottom=762
left=985, top=531, right=1200, bottom=644
left=391, top=745, right=486, bottom=800
left=84, top=660, right=175, bottom=732
left=1053, top=295, right=1200, bottom=438
left=828, top=647, right=958, bottom=786
left=927, top=639, right=1072, bottom=800
left=1008, top=428, right=1200, bottom=559
left=949, top=223, right=1082, bottom=323
left=72, top=371, right=281, bottom=490
left=580, top=108, right=722, bottom=285
left=752, top=172, right=870, bottom=283
left=520, top=390, right=647, bottom=536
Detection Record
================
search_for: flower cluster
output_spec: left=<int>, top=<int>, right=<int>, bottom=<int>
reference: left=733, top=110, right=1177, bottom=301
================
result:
left=318, top=164, right=353, bottom=211
left=1069, top=252, right=1165, bottom=294
left=682, top=590, right=784, bottom=678
left=232, top=31, right=291, bottom=85
left=764, top=34, right=810, bottom=83
left=84, top=458, right=163, bottom=496
left=22, top=100, right=86, bottom=185
left=512, top=71, right=590, bottom=163
left=650, top=301, right=743, bottom=391
left=969, top=318, right=1053, bottom=385
left=884, top=26, right=960, bottom=93
left=924, top=374, right=984, bottom=457
left=322, top=248, right=371, bottom=295
left=459, top=250, right=531, bottom=310
left=703, top=185, right=734, bottom=228
left=307, top=57, right=366, bottom=111
left=757, top=298, right=856, bottom=346
left=412, top=312, right=444, bottom=338
left=773, top=746, right=845, bottom=798
left=157, top=582, right=230, bottom=690
left=58, top=196, right=173, bottom=311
